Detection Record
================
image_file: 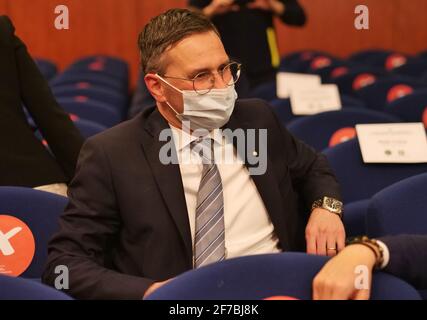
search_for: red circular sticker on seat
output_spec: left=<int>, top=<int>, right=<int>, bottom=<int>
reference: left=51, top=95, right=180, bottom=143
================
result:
left=331, top=67, right=349, bottom=78
left=385, top=54, right=407, bottom=71
left=301, top=52, right=314, bottom=61
left=423, top=108, right=427, bottom=128
left=69, top=114, right=79, bottom=121
left=311, top=56, right=332, bottom=70
left=387, top=85, right=414, bottom=103
left=89, top=61, right=105, bottom=71
left=76, top=82, right=91, bottom=89
left=0, top=215, right=35, bottom=277
left=264, top=296, right=299, bottom=300
left=75, top=95, right=89, bottom=103
left=329, top=127, right=357, bottom=147
left=353, top=74, right=376, bottom=91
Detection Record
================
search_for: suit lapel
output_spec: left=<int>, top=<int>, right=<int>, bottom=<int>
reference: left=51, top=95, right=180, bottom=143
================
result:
left=140, top=109, right=193, bottom=264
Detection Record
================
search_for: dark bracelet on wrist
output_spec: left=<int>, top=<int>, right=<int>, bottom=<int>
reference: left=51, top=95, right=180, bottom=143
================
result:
left=346, top=236, right=384, bottom=269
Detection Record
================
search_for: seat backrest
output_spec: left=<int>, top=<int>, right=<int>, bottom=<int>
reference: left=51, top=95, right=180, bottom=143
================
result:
left=270, top=98, right=300, bottom=125
left=348, top=49, right=393, bottom=65
left=367, top=173, right=427, bottom=237
left=323, top=139, right=427, bottom=203
left=57, top=97, right=122, bottom=127
left=35, top=58, right=58, bottom=80
left=287, top=108, right=399, bottom=151
left=146, top=252, right=420, bottom=300
left=356, top=77, right=425, bottom=111
left=70, top=55, right=128, bottom=71
left=74, top=119, right=107, bottom=138
left=50, top=72, right=126, bottom=93
left=340, top=95, right=366, bottom=108
left=51, top=84, right=126, bottom=111
left=0, top=187, right=68, bottom=278
left=385, top=89, right=427, bottom=125
left=250, top=81, right=277, bottom=101
left=0, top=275, right=72, bottom=300
left=331, top=68, right=384, bottom=95
left=391, top=59, right=427, bottom=78
left=67, top=55, right=129, bottom=81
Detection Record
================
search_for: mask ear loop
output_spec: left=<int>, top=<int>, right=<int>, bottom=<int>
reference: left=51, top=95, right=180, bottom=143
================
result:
left=156, top=74, right=184, bottom=94
left=156, top=74, right=183, bottom=116
left=156, top=75, right=195, bottom=133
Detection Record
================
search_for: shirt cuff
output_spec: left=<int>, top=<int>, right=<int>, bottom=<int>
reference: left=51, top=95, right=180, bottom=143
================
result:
left=376, top=240, right=390, bottom=269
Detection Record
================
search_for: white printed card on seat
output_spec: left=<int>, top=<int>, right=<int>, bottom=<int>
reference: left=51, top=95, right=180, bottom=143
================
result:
left=290, top=84, right=342, bottom=115
left=355, top=123, right=427, bottom=163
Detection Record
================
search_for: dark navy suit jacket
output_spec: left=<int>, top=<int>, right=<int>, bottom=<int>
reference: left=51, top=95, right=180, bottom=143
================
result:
left=381, top=235, right=427, bottom=290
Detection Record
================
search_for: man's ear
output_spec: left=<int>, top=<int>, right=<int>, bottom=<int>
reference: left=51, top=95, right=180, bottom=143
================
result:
left=144, top=73, right=167, bottom=103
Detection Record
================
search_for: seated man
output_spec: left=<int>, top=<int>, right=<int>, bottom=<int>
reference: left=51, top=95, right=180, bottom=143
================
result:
left=313, top=234, right=427, bottom=300
left=43, top=8, right=344, bottom=299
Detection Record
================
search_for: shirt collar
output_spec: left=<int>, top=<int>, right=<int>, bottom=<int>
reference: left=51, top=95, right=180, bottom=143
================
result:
left=169, top=124, right=224, bottom=152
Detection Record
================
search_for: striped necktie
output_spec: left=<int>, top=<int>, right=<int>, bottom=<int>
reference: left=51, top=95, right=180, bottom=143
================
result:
left=191, top=138, right=225, bottom=268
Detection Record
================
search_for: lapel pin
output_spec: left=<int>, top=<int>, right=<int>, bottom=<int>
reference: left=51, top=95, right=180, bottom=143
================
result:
left=252, top=150, right=258, bottom=156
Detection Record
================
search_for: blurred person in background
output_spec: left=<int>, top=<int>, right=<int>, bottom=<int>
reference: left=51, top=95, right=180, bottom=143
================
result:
left=188, top=0, right=306, bottom=89
left=0, top=16, right=83, bottom=196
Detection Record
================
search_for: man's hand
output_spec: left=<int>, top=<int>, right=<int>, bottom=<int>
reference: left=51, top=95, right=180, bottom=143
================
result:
left=247, top=0, right=285, bottom=15
left=305, top=208, right=345, bottom=256
left=312, top=244, right=376, bottom=300
left=143, top=279, right=172, bottom=299
left=203, top=0, right=240, bottom=18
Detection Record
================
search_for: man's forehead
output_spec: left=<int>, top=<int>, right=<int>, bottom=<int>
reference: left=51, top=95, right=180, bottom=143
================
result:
left=164, top=31, right=228, bottom=72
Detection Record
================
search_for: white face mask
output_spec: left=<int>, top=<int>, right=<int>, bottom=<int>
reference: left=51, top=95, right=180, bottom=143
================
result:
left=157, top=75, right=238, bottom=131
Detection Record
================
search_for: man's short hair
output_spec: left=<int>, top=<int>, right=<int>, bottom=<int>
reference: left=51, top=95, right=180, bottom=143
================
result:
left=138, top=8, right=219, bottom=74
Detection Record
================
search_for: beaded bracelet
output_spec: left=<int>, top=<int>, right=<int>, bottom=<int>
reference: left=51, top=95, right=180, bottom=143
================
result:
left=346, top=236, right=384, bottom=269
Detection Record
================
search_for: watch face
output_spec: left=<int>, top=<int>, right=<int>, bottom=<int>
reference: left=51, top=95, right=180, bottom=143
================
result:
left=324, top=197, right=343, bottom=213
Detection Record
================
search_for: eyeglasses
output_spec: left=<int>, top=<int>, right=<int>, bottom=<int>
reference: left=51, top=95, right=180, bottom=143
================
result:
left=161, top=61, right=242, bottom=95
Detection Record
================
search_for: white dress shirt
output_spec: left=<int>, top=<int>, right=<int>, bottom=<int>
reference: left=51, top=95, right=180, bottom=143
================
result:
left=169, top=125, right=281, bottom=262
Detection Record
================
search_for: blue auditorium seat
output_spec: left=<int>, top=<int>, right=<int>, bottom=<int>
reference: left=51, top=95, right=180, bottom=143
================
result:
left=356, top=77, right=426, bottom=111
left=279, top=50, right=326, bottom=72
left=51, top=84, right=127, bottom=113
left=384, top=89, right=427, bottom=125
left=323, top=138, right=427, bottom=203
left=51, top=72, right=126, bottom=93
left=68, top=55, right=128, bottom=80
left=74, top=119, right=107, bottom=138
left=391, top=59, right=427, bottom=78
left=287, top=108, right=398, bottom=151
left=366, top=173, right=427, bottom=237
left=343, top=199, right=370, bottom=237
left=250, top=81, right=277, bottom=101
left=35, top=58, right=57, bottom=81
left=0, top=275, right=72, bottom=300
left=57, top=97, right=122, bottom=127
left=146, top=252, right=420, bottom=300
left=348, top=49, right=393, bottom=65
left=270, top=98, right=298, bottom=125
left=331, top=68, right=384, bottom=95
left=0, top=187, right=68, bottom=278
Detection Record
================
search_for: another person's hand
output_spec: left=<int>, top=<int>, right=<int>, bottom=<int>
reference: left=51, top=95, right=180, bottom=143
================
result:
left=143, top=279, right=173, bottom=299
left=247, top=0, right=285, bottom=15
left=203, top=0, right=240, bottom=18
left=305, top=208, right=346, bottom=256
left=312, top=244, right=377, bottom=300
